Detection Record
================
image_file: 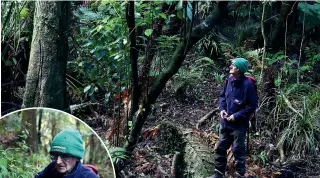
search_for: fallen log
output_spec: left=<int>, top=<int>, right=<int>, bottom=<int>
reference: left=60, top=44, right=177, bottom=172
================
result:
left=196, top=108, right=219, bottom=129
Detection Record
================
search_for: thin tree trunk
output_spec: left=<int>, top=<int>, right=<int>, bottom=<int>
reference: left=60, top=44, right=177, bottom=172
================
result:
left=260, top=2, right=267, bottom=84
left=138, top=3, right=171, bottom=101
left=89, top=135, right=95, bottom=163
left=38, top=109, right=43, bottom=145
left=269, top=1, right=298, bottom=51
left=76, top=119, right=81, bottom=131
left=126, top=1, right=139, bottom=125
left=21, top=109, right=38, bottom=153
left=125, top=2, right=230, bottom=152
left=22, top=1, right=70, bottom=112
left=51, top=112, right=58, bottom=139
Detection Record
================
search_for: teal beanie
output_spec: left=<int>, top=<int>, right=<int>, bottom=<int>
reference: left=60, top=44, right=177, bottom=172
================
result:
left=50, top=129, right=84, bottom=159
left=232, top=58, right=249, bottom=73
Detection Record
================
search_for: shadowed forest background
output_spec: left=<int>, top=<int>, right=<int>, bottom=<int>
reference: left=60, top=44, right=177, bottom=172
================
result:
left=1, top=1, right=320, bottom=177
left=0, top=108, right=115, bottom=178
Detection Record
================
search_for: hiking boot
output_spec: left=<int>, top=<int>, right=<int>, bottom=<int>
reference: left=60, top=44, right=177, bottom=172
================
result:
left=206, top=169, right=224, bottom=178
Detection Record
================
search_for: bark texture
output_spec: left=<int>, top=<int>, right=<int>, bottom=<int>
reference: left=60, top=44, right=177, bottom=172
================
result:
left=126, top=1, right=139, bottom=123
left=22, top=1, right=70, bottom=112
left=21, top=109, right=38, bottom=153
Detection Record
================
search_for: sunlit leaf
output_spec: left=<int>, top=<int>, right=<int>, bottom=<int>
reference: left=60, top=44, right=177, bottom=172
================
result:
left=20, top=8, right=29, bottom=20
left=177, top=9, right=183, bottom=19
left=159, top=13, right=167, bottom=19
left=12, top=58, right=17, bottom=65
left=84, top=85, right=91, bottom=93
left=144, top=29, right=153, bottom=37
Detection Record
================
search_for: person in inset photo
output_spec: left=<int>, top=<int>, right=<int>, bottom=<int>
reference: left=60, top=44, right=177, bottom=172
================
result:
left=0, top=108, right=115, bottom=178
left=35, top=129, right=98, bottom=178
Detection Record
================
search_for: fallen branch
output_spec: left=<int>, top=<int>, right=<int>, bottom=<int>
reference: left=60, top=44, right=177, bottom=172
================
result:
left=279, top=145, right=286, bottom=162
left=196, top=108, right=219, bottom=129
left=281, top=93, right=303, bottom=118
left=70, top=102, right=100, bottom=114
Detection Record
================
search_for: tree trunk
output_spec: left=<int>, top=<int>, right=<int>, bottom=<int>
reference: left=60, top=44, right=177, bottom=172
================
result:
left=126, top=1, right=139, bottom=124
left=138, top=3, right=169, bottom=101
left=21, top=109, right=38, bottom=153
left=38, top=109, right=43, bottom=145
left=51, top=112, right=58, bottom=139
left=269, top=1, right=298, bottom=51
left=89, top=134, right=95, bottom=163
left=22, top=1, right=70, bottom=112
left=125, top=2, right=230, bottom=152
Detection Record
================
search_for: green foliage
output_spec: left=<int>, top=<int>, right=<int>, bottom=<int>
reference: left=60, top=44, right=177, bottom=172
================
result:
left=20, top=8, right=29, bottom=20
left=213, top=72, right=224, bottom=85
left=0, top=144, right=49, bottom=178
left=298, top=2, right=320, bottom=30
left=265, top=51, right=287, bottom=66
left=233, top=21, right=260, bottom=47
left=275, top=84, right=320, bottom=157
left=108, top=147, right=129, bottom=164
left=70, top=1, right=178, bottom=102
left=173, top=57, right=220, bottom=92
left=198, top=32, right=219, bottom=56
left=144, top=29, right=153, bottom=37
left=70, top=2, right=129, bottom=101
left=250, top=151, right=268, bottom=166
left=1, top=1, right=33, bottom=66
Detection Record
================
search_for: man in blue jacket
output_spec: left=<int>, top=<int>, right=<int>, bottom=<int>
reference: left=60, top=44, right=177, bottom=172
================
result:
left=209, top=58, right=258, bottom=178
left=35, top=129, right=98, bottom=178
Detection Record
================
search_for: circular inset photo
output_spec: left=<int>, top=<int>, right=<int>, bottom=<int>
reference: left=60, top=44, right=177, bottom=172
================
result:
left=0, top=107, right=115, bottom=178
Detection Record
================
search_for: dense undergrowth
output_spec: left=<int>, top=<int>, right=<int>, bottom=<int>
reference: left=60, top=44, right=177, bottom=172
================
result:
left=1, top=1, right=320, bottom=177
left=0, top=138, right=49, bottom=178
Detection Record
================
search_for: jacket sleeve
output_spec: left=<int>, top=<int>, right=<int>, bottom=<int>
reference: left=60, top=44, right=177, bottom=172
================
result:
left=233, top=81, right=257, bottom=120
left=34, top=168, right=46, bottom=178
left=34, top=162, right=55, bottom=178
left=219, top=80, right=227, bottom=111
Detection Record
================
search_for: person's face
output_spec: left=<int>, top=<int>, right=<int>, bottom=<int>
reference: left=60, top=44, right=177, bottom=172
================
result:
left=229, top=63, right=240, bottom=76
left=50, top=153, right=78, bottom=174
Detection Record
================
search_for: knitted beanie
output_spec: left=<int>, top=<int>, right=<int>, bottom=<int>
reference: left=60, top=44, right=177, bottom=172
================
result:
left=232, top=58, right=249, bottom=73
left=50, top=129, right=84, bottom=159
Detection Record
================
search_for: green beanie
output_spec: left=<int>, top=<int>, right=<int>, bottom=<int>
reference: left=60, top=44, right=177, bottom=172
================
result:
left=50, top=129, right=84, bottom=159
left=232, top=58, right=249, bottom=73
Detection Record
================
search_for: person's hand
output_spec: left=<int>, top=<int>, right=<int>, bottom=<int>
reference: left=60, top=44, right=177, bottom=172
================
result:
left=226, top=114, right=235, bottom=121
left=220, top=110, right=228, bottom=119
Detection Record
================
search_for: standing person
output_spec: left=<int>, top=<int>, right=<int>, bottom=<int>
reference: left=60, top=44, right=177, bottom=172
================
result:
left=208, top=58, right=258, bottom=178
left=35, top=129, right=98, bottom=178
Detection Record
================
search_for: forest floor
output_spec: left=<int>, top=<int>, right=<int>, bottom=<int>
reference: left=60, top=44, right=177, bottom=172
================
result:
left=80, top=78, right=320, bottom=178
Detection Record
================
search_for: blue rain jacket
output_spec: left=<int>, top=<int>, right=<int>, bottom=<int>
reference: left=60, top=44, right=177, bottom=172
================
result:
left=219, top=75, right=258, bottom=129
left=34, top=161, right=98, bottom=178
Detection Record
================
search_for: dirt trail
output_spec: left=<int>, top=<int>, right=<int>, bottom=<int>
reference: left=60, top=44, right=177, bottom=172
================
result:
left=80, top=79, right=320, bottom=177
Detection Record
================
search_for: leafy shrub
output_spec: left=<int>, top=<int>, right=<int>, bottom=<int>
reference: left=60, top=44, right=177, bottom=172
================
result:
left=0, top=145, right=49, bottom=178
left=275, top=84, right=320, bottom=157
left=108, top=147, right=129, bottom=164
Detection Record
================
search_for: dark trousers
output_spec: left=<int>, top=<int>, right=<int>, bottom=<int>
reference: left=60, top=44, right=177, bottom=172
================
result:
left=214, top=126, right=246, bottom=175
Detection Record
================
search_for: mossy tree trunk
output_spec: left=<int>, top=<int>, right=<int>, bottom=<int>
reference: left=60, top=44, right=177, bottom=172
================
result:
left=22, top=1, right=70, bottom=112
left=20, top=109, right=38, bottom=153
left=125, top=2, right=230, bottom=153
